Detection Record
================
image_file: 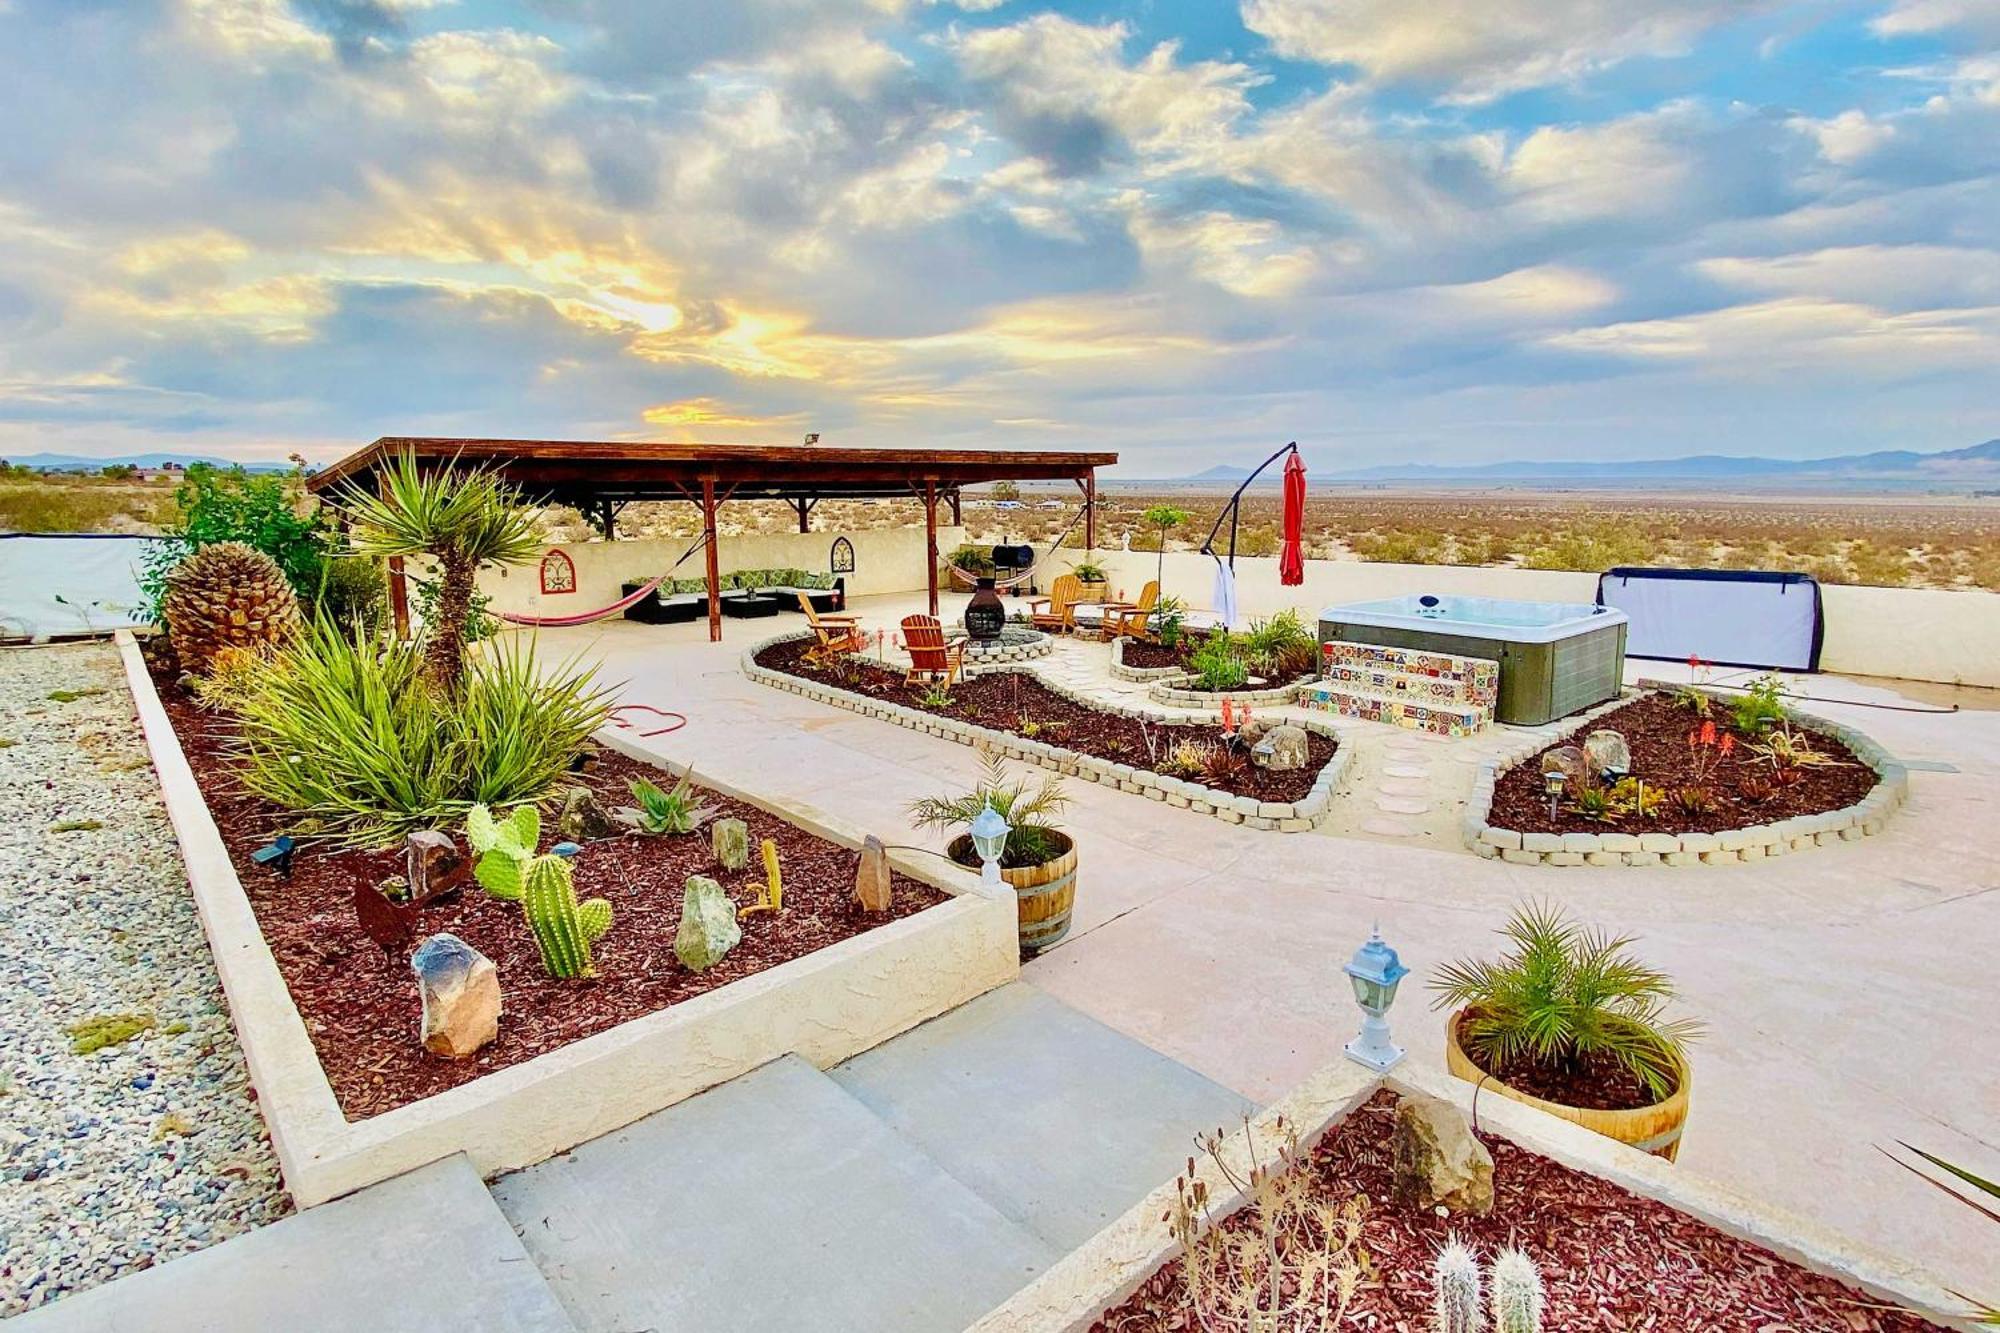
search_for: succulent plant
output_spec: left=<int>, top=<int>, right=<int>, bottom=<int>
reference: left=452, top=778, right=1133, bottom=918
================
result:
left=1489, top=1247, right=1544, bottom=1333
left=466, top=802, right=611, bottom=978
left=625, top=770, right=714, bottom=835
left=162, top=541, right=302, bottom=676
left=468, top=803, right=539, bottom=900
left=1432, top=1236, right=1484, bottom=1333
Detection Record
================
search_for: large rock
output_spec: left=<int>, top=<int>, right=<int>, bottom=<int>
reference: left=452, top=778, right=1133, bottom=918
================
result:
left=558, top=785, right=623, bottom=842
left=1584, top=729, right=1631, bottom=778
left=411, top=933, right=500, bottom=1059
left=1390, top=1092, right=1493, bottom=1215
left=711, top=818, right=750, bottom=872
left=675, top=875, right=743, bottom=972
left=405, top=830, right=468, bottom=904
left=855, top=834, right=893, bottom=914
left=1251, top=724, right=1310, bottom=772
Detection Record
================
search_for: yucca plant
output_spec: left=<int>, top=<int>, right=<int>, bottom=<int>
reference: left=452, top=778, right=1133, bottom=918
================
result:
left=908, top=748, right=1070, bottom=868
left=233, top=618, right=612, bottom=843
left=1883, top=1143, right=2000, bottom=1324
left=1430, top=902, right=1702, bottom=1103
left=333, top=449, right=542, bottom=694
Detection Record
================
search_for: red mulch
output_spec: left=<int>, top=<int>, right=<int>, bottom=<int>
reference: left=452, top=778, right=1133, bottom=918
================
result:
left=1489, top=694, right=1878, bottom=836
left=1454, top=1012, right=1659, bottom=1111
left=148, top=661, right=947, bottom=1121
left=1095, top=1091, right=1949, bottom=1333
left=756, top=637, right=1336, bottom=803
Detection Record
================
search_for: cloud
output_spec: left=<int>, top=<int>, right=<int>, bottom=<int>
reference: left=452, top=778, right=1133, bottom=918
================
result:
left=1870, top=0, right=2000, bottom=41
left=1240, top=0, right=1766, bottom=102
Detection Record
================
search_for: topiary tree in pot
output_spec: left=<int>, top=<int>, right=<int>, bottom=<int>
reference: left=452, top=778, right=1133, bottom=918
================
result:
left=334, top=449, right=542, bottom=695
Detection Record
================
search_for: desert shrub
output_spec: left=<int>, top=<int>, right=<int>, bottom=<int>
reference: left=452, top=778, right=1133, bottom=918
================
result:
left=1730, top=674, right=1788, bottom=736
left=138, top=463, right=334, bottom=621
left=233, top=619, right=611, bottom=843
left=1188, top=631, right=1251, bottom=690
left=1430, top=902, right=1701, bottom=1102
left=1353, top=527, right=1448, bottom=564
left=0, top=485, right=144, bottom=533
left=1236, top=525, right=1281, bottom=557
left=307, top=555, right=389, bottom=637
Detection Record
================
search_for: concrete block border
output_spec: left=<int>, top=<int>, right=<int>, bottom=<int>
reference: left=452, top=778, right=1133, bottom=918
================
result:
left=1145, top=675, right=1312, bottom=710
left=965, top=1054, right=1975, bottom=1333
left=1460, top=685, right=1909, bottom=867
left=1108, top=635, right=1186, bottom=682
left=114, top=630, right=1019, bottom=1208
left=744, top=631, right=1355, bottom=833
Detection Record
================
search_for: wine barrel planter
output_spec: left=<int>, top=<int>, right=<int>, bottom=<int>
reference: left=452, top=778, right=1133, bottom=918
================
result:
left=1444, top=1010, right=1691, bottom=1162
left=949, top=832, right=1077, bottom=957
left=1075, top=577, right=1109, bottom=602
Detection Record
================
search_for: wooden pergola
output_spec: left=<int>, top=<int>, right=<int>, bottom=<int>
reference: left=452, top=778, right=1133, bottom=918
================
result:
left=307, top=437, right=1117, bottom=641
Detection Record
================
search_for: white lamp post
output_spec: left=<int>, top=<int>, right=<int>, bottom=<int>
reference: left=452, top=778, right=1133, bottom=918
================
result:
left=1342, top=925, right=1409, bottom=1073
left=968, top=802, right=1011, bottom=892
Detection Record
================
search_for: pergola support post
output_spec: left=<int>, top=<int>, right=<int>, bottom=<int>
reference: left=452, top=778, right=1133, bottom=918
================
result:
left=1084, top=469, right=1097, bottom=552
left=379, top=469, right=411, bottom=640
left=948, top=488, right=962, bottom=526
left=923, top=478, right=940, bottom=617
left=701, top=477, right=722, bottom=642
left=793, top=497, right=817, bottom=533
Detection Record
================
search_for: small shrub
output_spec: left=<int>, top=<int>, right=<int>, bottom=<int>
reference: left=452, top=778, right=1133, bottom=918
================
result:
left=138, top=463, right=334, bottom=621
left=1670, top=785, right=1716, bottom=816
left=1607, top=776, right=1661, bottom=820
left=1730, top=674, right=1788, bottom=736
left=1188, top=632, right=1250, bottom=691
left=1161, top=736, right=1217, bottom=778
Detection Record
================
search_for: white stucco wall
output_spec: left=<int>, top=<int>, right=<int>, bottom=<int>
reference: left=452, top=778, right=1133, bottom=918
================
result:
left=474, top=525, right=966, bottom=618
left=1092, top=549, right=2000, bottom=689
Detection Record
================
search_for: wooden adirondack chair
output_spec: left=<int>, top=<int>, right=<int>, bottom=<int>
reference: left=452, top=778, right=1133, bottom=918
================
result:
left=800, top=593, right=864, bottom=653
left=1027, top=573, right=1083, bottom=634
left=900, top=615, right=967, bottom=687
left=1101, top=580, right=1161, bottom=641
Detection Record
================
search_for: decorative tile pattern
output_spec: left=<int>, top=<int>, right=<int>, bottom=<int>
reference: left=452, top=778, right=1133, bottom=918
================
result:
left=1303, top=640, right=1499, bottom=736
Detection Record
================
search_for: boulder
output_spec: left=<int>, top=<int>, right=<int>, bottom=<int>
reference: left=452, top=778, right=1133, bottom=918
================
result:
left=674, top=875, right=743, bottom=972
left=1390, top=1092, right=1494, bottom=1216
left=557, top=785, right=623, bottom=842
left=1541, top=745, right=1589, bottom=790
left=1251, top=724, right=1310, bottom=771
left=1238, top=716, right=1274, bottom=746
left=711, top=818, right=750, bottom=872
left=410, top=933, right=500, bottom=1059
left=855, top=834, right=893, bottom=913
left=1583, top=729, right=1631, bottom=778
left=405, top=830, right=468, bottom=903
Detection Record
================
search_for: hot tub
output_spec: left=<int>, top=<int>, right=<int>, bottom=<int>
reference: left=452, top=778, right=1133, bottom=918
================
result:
left=1319, top=595, right=1628, bottom=725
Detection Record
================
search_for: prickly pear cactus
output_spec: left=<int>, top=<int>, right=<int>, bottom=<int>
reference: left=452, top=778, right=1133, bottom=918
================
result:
left=468, top=804, right=539, bottom=901
left=711, top=818, right=749, bottom=872
left=1489, top=1248, right=1543, bottom=1333
left=522, top=853, right=612, bottom=979
left=1432, top=1236, right=1483, bottom=1333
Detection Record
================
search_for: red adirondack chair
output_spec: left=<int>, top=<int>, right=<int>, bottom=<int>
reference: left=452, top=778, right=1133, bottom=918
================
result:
left=901, top=614, right=967, bottom=688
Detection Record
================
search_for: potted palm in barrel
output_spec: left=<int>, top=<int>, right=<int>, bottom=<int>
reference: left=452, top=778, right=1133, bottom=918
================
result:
left=910, top=750, right=1076, bottom=956
left=1431, top=902, right=1701, bottom=1160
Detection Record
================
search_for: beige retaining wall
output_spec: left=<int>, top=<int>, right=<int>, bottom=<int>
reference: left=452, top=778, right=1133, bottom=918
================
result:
left=116, top=630, right=1016, bottom=1207
left=472, top=525, right=966, bottom=619
left=1089, top=549, right=2000, bottom=689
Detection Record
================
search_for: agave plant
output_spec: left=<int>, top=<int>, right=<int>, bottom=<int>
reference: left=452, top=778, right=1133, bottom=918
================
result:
left=1430, top=902, right=1702, bottom=1102
left=334, top=449, right=542, bottom=695
left=1883, top=1143, right=2000, bottom=1324
left=625, top=769, right=716, bottom=835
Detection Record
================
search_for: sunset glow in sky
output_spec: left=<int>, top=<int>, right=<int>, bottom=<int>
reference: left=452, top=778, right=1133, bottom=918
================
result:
left=1, top=0, right=1996, bottom=472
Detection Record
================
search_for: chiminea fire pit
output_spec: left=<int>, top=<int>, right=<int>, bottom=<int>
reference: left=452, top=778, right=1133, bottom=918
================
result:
left=964, top=577, right=1006, bottom=641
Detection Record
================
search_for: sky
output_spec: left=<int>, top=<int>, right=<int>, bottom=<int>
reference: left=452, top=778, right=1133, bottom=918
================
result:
left=0, top=0, right=1996, bottom=475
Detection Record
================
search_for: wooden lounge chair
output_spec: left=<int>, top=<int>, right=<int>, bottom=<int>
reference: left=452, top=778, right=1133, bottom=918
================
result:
left=900, top=614, right=967, bottom=688
left=1027, top=573, right=1083, bottom=634
left=1100, top=580, right=1161, bottom=642
left=800, top=593, right=864, bottom=653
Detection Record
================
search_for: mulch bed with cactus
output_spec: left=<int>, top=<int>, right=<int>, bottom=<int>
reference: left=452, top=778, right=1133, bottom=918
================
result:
left=147, top=660, right=947, bottom=1120
left=755, top=637, right=1337, bottom=803
left=1487, top=693, right=1878, bottom=837
left=1095, top=1090, right=1949, bottom=1332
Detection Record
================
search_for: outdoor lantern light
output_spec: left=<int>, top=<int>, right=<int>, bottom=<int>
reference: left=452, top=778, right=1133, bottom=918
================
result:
left=1543, top=766, right=1568, bottom=819
left=1342, top=925, right=1409, bottom=1073
left=969, top=802, right=1011, bottom=890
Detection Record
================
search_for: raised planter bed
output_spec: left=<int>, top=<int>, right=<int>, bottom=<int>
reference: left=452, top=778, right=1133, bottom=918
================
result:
left=1145, top=675, right=1314, bottom=709
left=747, top=632, right=1353, bottom=833
left=1463, top=688, right=1908, bottom=866
left=115, top=631, right=1017, bottom=1207
left=968, top=1057, right=1968, bottom=1333
left=1108, top=636, right=1188, bottom=681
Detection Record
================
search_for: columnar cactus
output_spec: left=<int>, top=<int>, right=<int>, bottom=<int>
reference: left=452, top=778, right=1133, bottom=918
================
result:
left=522, top=853, right=613, bottom=979
left=1489, top=1248, right=1544, bottom=1333
left=1432, top=1236, right=1484, bottom=1333
left=760, top=838, right=783, bottom=913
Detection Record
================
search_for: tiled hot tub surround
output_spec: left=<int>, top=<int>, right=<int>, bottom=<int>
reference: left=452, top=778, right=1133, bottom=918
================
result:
left=745, top=631, right=1355, bottom=833
left=1462, top=685, right=1909, bottom=867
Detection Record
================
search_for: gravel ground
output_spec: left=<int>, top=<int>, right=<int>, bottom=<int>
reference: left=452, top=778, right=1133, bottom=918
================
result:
left=0, top=642, right=288, bottom=1317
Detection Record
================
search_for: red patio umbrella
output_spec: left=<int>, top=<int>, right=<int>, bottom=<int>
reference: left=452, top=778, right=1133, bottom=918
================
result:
left=1278, top=448, right=1307, bottom=586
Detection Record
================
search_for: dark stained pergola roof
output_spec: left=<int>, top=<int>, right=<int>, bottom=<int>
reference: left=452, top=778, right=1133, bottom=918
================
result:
left=309, top=436, right=1118, bottom=642
left=306, top=437, right=1117, bottom=506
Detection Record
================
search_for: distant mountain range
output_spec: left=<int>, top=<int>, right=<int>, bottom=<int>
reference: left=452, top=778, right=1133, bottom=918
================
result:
left=6, top=451, right=292, bottom=472
left=1171, top=438, right=2000, bottom=486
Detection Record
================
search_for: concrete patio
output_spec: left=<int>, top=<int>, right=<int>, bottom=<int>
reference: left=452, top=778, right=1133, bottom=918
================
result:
left=543, top=588, right=2000, bottom=1301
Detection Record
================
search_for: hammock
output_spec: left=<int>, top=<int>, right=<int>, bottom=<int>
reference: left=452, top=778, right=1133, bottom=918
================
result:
left=943, top=501, right=1093, bottom=590
left=496, top=532, right=713, bottom=629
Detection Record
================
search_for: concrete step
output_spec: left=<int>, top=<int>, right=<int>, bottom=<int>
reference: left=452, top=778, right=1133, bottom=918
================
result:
left=829, top=983, right=1255, bottom=1252
left=489, top=1054, right=1058, bottom=1333
left=8, top=1156, right=578, bottom=1333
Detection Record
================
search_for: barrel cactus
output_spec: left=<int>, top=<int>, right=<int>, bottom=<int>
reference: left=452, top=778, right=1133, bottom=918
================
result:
left=1432, top=1236, right=1483, bottom=1333
left=162, top=541, right=302, bottom=675
left=1489, top=1248, right=1543, bottom=1333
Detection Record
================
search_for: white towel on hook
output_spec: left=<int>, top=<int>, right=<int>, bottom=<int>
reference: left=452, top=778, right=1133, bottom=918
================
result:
left=1211, top=560, right=1239, bottom=629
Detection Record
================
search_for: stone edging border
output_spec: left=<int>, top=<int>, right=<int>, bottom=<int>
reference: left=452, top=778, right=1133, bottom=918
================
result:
left=113, top=630, right=1018, bottom=1207
left=1108, top=635, right=1186, bottom=681
left=1461, top=685, right=1909, bottom=867
left=743, top=631, right=1355, bottom=833
left=1146, top=676, right=1312, bottom=710
left=962, top=1055, right=1974, bottom=1333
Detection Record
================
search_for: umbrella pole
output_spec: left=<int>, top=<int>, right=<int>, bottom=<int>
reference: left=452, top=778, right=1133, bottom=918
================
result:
left=1197, top=440, right=1298, bottom=565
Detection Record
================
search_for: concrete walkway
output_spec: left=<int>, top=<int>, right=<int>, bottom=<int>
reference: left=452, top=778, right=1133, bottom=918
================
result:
left=555, top=593, right=2000, bottom=1299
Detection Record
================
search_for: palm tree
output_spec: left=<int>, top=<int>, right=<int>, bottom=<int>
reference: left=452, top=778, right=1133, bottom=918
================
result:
left=335, top=450, right=542, bottom=695
left=1142, top=505, right=1189, bottom=590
